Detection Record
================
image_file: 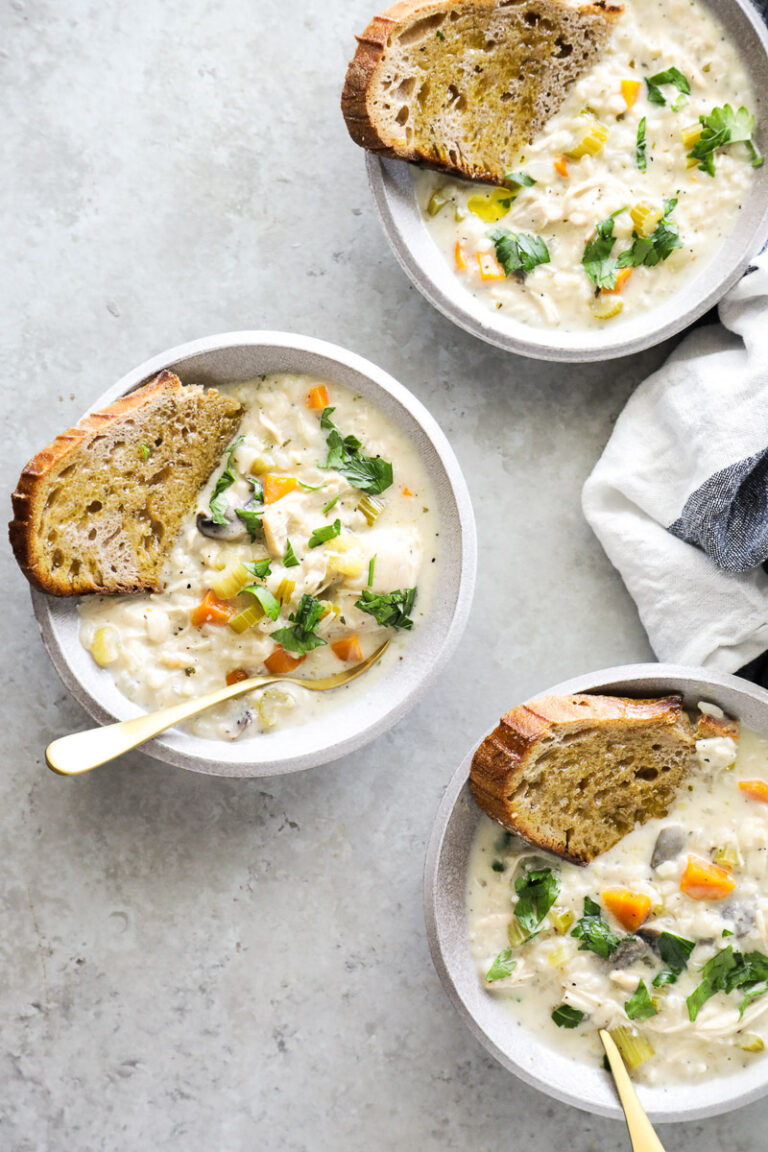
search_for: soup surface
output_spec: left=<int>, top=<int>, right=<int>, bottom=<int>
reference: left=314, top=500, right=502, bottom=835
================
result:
left=78, top=374, right=437, bottom=740
left=415, top=0, right=759, bottom=330
left=467, top=712, right=768, bottom=1083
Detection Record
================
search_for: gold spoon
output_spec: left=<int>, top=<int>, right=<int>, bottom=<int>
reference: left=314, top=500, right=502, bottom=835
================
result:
left=46, top=640, right=391, bottom=776
left=599, top=1030, right=667, bottom=1152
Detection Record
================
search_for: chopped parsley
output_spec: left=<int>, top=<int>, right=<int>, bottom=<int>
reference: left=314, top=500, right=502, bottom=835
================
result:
left=551, top=1004, right=584, bottom=1029
left=571, top=896, right=620, bottom=959
left=686, top=947, right=768, bottom=1021
left=208, top=436, right=244, bottom=524
left=308, top=518, right=342, bottom=549
left=485, top=948, right=516, bottom=983
left=618, top=197, right=682, bottom=268
left=298, top=480, right=325, bottom=492
left=320, top=408, right=393, bottom=496
left=322, top=495, right=340, bottom=515
left=581, top=209, right=627, bottom=289
left=688, top=104, right=763, bottom=175
left=435, top=28, right=445, bottom=40
left=687, top=946, right=739, bottom=1021
left=652, top=931, right=695, bottom=988
left=243, top=584, right=280, bottom=621
left=270, top=594, right=327, bottom=654
left=355, top=587, right=416, bottom=630
left=513, top=868, right=559, bottom=936
left=636, top=116, right=647, bottom=172
left=504, top=170, right=537, bottom=189
left=489, top=228, right=550, bottom=276
left=139, top=443, right=151, bottom=461
left=283, top=539, right=300, bottom=568
left=367, top=555, right=376, bottom=587
left=235, top=507, right=263, bottom=541
left=645, top=66, right=690, bottom=107
left=243, top=559, right=272, bottom=580
left=625, top=980, right=658, bottom=1022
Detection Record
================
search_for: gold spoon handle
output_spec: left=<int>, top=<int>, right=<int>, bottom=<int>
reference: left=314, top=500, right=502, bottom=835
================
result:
left=45, top=674, right=282, bottom=776
left=599, top=1030, right=666, bottom=1152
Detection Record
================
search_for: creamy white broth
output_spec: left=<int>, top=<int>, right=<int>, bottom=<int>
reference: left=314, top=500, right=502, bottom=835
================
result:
left=78, top=374, right=438, bottom=741
left=467, top=717, right=768, bottom=1083
left=414, top=0, right=757, bottom=330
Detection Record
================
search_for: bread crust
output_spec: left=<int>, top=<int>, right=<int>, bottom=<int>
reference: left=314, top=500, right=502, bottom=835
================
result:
left=341, top=0, right=623, bottom=184
left=9, top=371, right=238, bottom=597
left=470, top=694, right=693, bottom=865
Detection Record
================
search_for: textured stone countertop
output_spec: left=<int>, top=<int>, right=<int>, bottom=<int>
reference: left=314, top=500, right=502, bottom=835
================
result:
left=2, top=0, right=763, bottom=1149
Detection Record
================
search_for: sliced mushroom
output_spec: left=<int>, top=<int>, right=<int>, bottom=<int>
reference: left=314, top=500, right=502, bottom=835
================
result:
left=608, top=936, right=654, bottom=969
left=651, top=825, right=687, bottom=869
left=636, top=926, right=663, bottom=956
left=720, top=900, right=756, bottom=938
left=196, top=511, right=248, bottom=541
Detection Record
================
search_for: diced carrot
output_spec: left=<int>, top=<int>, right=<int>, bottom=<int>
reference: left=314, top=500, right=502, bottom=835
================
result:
left=226, top=667, right=249, bottom=686
left=603, top=267, right=633, bottom=295
left=680, top=854, right=736, bottom=901
left=477, top=252, right=505, bottom=281
left=331, top=635, right=363, bottom=663
left=263, top=474, right=298, bottom=504
left=739, top=779, right=768, bottom=803
left=454, top=241, right=468, bottom=271
left=602, top=887, right=652, bottom=932
left=554, top=155, right=569, bottom=178
left=621, top=79, right=641, bottom=109
left=264, top=646, right=306, bottom=674
left=402, top=486, right=414, bottom=497
left=306, top=385, right=329, bottom=410
left=191, top=590, right=234, bottom=628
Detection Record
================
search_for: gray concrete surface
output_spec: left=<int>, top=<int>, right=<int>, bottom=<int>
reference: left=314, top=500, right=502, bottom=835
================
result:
left=1, top=0, right=763, bottom=1149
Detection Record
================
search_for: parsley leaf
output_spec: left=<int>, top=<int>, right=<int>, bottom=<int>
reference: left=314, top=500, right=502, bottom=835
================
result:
left=243, top=559, right=272, bottom=580
left=489, top=228, right=550, bottom=276
left=618, top=197, right=682, bottom=268
left=355, top=587, right=416, bottom=630
left=552, top=1004, right=584, bottom=1029
left=688, top=104, right=764, bottom=175
left=645, top=67, right=690, bottom=106
left=208, top=436, right=244, bottom=524
left=582, top=209, right=627, bottom=289
left=687, top=946, right=738, bottom=1021
left=485, top=948, right=517, bottom=983
left=270, top=594, right=327, bottom=654
left=322, top=495, right=340, bottom=515
left=652, top=931, right=695, bottom=988
left=504, top=170, right=537, bottom=188
left=513, top=868, right=560, bottom=936
left=243, top=584, right=280, bottom=621
left=283, top=540, right=300, bottom=568
left=368, top=555, right=376, bottom=587
left=625, top=980, right=658, bottom=1021
left=321, top=409, right=393, bottom=496
left=308, top=518, right=342, bottom=549
left=139, top=443, right=151, bottom=461
left=571, top=896, right=620, bottom=958
left=636, top=116, right=647, bottom=172
left=235, top=507, right=263, bottom=541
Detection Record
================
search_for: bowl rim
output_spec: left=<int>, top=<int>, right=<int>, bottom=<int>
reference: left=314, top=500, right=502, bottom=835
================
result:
left=366, top=0, right=768, bottom=362
left=31, top=330, right=477, bottom=777
left=423, top=662, right=768, bottom=1122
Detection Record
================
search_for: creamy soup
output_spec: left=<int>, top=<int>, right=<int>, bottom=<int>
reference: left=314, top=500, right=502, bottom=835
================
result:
left=467, top=710, right=768, bottom=1083
left=78, top=374, right=438, bottom=740
left=415, top=0, right=759, bottom=329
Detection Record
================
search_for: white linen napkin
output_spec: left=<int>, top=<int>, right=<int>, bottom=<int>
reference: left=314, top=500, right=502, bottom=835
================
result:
left=582, top=250, right=768, bottom=674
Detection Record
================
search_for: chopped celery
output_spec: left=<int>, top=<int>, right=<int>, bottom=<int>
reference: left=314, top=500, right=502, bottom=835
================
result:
left=276, top=578, right=295, bottom=605
left=212, top=562, right=251, bottom=599
left=567, top=119, right=609, bottom=160
left=629, top=201, right=662, bottom=238
left=90, top=626, right=120, bottom=667
left=427, top=188, right=451, bottom=216
left=712, top=845, right=739, bottom=869
left=609, top=1026, right=654, bottom=1070
left=507, top=918, right=527, bottom=948
left=228, top=603, right=264, bottom=633
left=549, top=908, right=575, bottom=935
left=358, top=494, right=385, bottom=526
left=257, top=686, right=295, bottom=729
left=738, top=1033, right=765, bottom=1053
left=680, top=123, right=703, bottom=150
left=591, top=296, right=624, bottom=321
left=547, top=946, right=568, bottom=968
left=249, top=457, right=269, bottom=476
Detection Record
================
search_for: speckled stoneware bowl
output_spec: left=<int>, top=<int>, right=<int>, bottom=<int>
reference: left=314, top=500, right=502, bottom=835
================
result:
left=366, top=0, right=768, bottom=362
left=424, top=663, right=768, bottom=1122
left=32, top=331, right=476, bottom=778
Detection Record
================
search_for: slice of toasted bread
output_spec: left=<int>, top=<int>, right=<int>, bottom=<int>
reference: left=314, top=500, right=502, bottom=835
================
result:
left=9, top=371, right=243, bottom=597
left=470, top=694, right=697, bottom=865
left=341, top=0, right=623, bottom=185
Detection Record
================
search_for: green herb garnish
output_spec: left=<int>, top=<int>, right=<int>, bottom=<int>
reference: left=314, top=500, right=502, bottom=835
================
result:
left=243, top=559, right=272, bottom=580
left=514, top=868, right=559, bottom=936
left=308, top=518, right=342, bottom=549
left=320, top=408, right=393, bottom=496
left=283, top=540, right=300, bottom=568
left=652, top=931, right=695, bottom=988
left=435, top=28, right=445, bottom=40
left=235, top=508, right=263, bottom=541
left=619, top=196, right=682, bottom=268
left=489, top=228, right=550, bottom=276
left=243, top=584, right=280, bottom=621
left=322, top=495, right=340, bottom=515
left=270, top=594, right=327, bottom=654
left=298, top=481, right=326, bottom=492
left=687, top=946, right=738, bottom=1021
left=368, top=555, right=376, bottom=587
left=645, top=67, right=690, bottom=107
left=485, top=948, right=516, bottom=983
left=504, top=170, right=537, bottom=188
left=581, top=209, right=627, bottom=289
left=139, top=443, right=151, bottom=461
left=551, top=1004, right=585, bottom=1029
left=625, top=980, right=658, bottom=1021
left=688, top=104, right=763, bottom=175
left=636, top=116, right=647, bottom=172
left=355, top=587, right=416, bottom=630
left=571, top=896, right=620, bottom=959
left=209, top=436, right=244, bottom=524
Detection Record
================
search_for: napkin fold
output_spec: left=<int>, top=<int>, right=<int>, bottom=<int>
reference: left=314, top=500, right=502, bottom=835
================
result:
left=582, top=250, right=768, bottom=676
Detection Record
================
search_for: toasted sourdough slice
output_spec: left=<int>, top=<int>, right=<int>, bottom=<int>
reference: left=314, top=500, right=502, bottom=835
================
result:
left=470, top=694, right=698, bottom=865
left=10, top=371, right=243, bottom=597
left=341, top=0, right=623, bottom=185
